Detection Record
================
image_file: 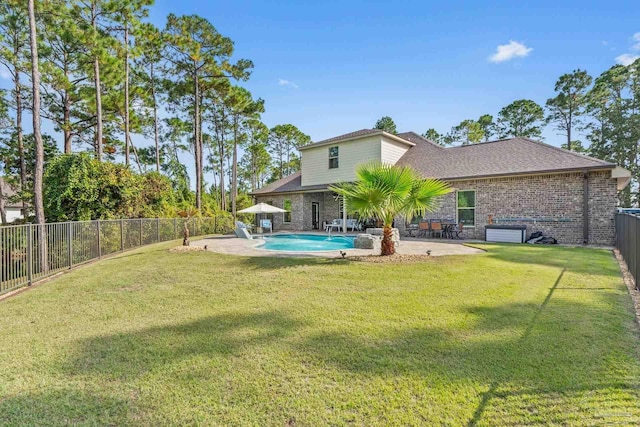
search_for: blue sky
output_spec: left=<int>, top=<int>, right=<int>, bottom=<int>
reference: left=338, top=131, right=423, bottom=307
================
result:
left=146, top=0, right=640, bottom=144
left=2, top=0, right=640, bottom=185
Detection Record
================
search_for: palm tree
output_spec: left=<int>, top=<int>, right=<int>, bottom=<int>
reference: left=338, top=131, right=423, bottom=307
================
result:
left=330, top=162, right=450, bottom=256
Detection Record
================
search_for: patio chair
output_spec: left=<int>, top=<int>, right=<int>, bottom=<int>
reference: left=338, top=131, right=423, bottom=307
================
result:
left=260, top=218, right=273, bottom=233
left=346, top=218, right=360, bottom=231
left=418, top=221, right=430, bottom=237
left=452, top=222, right=464, bottom=239
left=430, top=221, right=443, bottom=238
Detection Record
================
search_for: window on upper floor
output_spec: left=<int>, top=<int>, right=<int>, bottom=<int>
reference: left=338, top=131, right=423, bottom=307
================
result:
left=328, top=146, right=339, bottom=169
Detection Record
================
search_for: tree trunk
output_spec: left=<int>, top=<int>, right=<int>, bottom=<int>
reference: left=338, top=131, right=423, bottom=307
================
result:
left=381, top=225, right=395, bottom=256
left=231, top=117, right=238, bottom=220
left=217, top=110, right=226, bottom=211
left=124, top=24, right=130, bottom=167
left=567, top=109, right=572, bottom=151
left=92, top=2, right=103, bottom=161
left=0, top=179, right=7, bottom=225
left=151, top=63, right=160, bottom=172
left=12, top=24, right=26, bottom=217
left=63, top=91, right=72, bottom=153
left=251, top=151, right=257, bottom=191
left=286, top=142, right=290, bottom=176
left=218, top=143, right=226, bottom=211
left=63, top=58, right=72, bottom=153
left=193, top=71, right=202, bottom=210
left=14, top=65, right=26, bottom=218
left=182, top=220, right=190, bottom=246
left=128, top=134, right=143, bottom=174
left=28, top=0, right=47, bottom=272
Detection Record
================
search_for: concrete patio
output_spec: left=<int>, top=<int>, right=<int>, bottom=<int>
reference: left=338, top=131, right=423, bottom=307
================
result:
left=192, top=233, right=484, bottom=258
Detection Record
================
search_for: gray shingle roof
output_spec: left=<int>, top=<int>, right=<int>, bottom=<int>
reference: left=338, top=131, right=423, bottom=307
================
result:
left=0, top=178, right=20, bottom=208
left=251, top=171, right=330, bottom=195
left=252, top=132, right=617, bottom=196
left=396, top=131, right=444, bottom=148
left=300, top=129, right=381, bottom=150
left=299, top=128, right=418, bottom=151
left=397, top=136, right=615, bottom=180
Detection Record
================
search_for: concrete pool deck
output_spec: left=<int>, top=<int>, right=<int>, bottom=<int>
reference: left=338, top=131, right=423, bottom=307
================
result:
left=192, top=233, right=484, bottom=258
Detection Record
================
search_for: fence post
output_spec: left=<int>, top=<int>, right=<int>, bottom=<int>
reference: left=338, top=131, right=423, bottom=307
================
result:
left=174, top=218, right=177, bottom=239
left=627, top=215, right=640, bottom=290
left=157, top=217, right=160, bottom=242
left=97, top=220, right=102, bottom=258
left=26, top=223, right=33, bottom=286
left=120, top=219, right=125, bottom=252
left=139, top=219, right=143, bottom=246
left=67, top=222, right=73, bottom=269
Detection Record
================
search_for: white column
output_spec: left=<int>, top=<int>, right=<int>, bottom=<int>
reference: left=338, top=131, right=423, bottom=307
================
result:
left=342, top=196, right=347, bottom=233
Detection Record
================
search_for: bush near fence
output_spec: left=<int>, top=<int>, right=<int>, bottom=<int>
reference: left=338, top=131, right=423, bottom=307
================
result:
left=1, top=217, right=231, bottom=296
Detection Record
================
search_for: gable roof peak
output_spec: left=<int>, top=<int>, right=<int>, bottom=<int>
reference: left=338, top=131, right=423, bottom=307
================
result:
left=396, top=131, right=445, bottom=148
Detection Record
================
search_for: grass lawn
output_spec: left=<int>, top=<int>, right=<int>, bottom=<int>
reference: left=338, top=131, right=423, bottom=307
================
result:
left=0, top=242, right=639, bottom=426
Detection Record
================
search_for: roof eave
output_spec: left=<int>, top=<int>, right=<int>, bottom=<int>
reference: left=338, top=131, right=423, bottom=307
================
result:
left=250, top=187, right=330, bottom=197
left=299, top=130, right=414, bottom=151
left=435, top=165, right=616, bottom=182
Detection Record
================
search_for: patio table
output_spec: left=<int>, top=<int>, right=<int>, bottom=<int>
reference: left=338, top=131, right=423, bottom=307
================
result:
left=325, top=223, right=343, bottom=233
left=406, top=224, right=420, bottom=237
left=442, top=222, right=456, bottom=239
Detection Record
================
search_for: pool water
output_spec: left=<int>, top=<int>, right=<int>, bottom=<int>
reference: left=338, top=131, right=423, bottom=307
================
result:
left=258, top=234, right=355, bottom=252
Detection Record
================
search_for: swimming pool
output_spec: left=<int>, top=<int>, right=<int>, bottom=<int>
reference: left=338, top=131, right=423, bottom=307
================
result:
left=258, top=234, right=355, bottom=252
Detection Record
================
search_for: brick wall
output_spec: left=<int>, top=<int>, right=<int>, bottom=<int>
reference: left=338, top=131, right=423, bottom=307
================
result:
left=254, top=192, right=340, bottom=231
left=587, top=171, right=617, bottom=245
left=302, top=193, right=324, bottom=230
left=255, top=194, right=304, bottom=231
left=258, top=170, right=618, bottom=245
left=398, top=170, right=617, bottom=245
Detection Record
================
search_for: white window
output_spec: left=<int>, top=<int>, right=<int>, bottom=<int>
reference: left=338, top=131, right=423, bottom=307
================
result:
left=457, top=190, right=475, bottom=227
left=329, top=146, right=339, bottom=169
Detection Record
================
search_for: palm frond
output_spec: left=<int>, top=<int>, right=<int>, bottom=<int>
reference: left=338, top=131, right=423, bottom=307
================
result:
left=330, top=162, right=450, bottom=226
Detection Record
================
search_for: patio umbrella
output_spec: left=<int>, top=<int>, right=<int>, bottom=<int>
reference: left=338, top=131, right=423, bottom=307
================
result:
left=238, top=202, right=287, bottom=214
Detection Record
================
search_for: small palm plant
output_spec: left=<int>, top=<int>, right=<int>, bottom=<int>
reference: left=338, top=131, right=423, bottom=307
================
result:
left=329, top=162, right=450, bottom=256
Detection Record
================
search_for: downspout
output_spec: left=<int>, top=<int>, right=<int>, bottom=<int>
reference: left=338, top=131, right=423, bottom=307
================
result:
left=583, top=170, right=589, bottom=245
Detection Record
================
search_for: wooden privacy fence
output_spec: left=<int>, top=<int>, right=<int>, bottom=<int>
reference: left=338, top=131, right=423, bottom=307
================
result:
left=1, top=217, right=226, bottom=296
left=616, top=213, right=640, bottom=290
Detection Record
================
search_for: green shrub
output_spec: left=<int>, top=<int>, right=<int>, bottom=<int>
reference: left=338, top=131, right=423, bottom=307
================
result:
left=44, top=154, right=175, bottom=221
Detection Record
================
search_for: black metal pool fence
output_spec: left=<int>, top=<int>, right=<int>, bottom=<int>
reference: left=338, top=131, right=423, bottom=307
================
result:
left=0, top=217, right=225, bottom=295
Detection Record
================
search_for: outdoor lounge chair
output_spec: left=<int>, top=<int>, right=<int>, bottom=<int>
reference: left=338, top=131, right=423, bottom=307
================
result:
left=234, top=221, right=253, bottom=239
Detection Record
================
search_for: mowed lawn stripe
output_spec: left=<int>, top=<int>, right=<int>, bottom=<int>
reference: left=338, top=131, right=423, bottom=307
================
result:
left=0, top=242, right=638, bottom=426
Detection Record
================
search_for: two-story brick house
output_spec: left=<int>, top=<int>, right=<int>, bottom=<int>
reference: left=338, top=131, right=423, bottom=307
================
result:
left=251, top=129, right=630, bottom=245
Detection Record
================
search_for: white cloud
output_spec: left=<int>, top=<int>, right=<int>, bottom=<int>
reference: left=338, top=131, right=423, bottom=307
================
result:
left=615, top=53, right=640, bottom=66
left=0, top=67, right=11, bottom=80
left=614, top=33, right=640, bottom=66
left=633, top=32, right=640, bottom=50
left=488, top=40, right=532, bottom=63
left=278, top=79, right=298, bottom=89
